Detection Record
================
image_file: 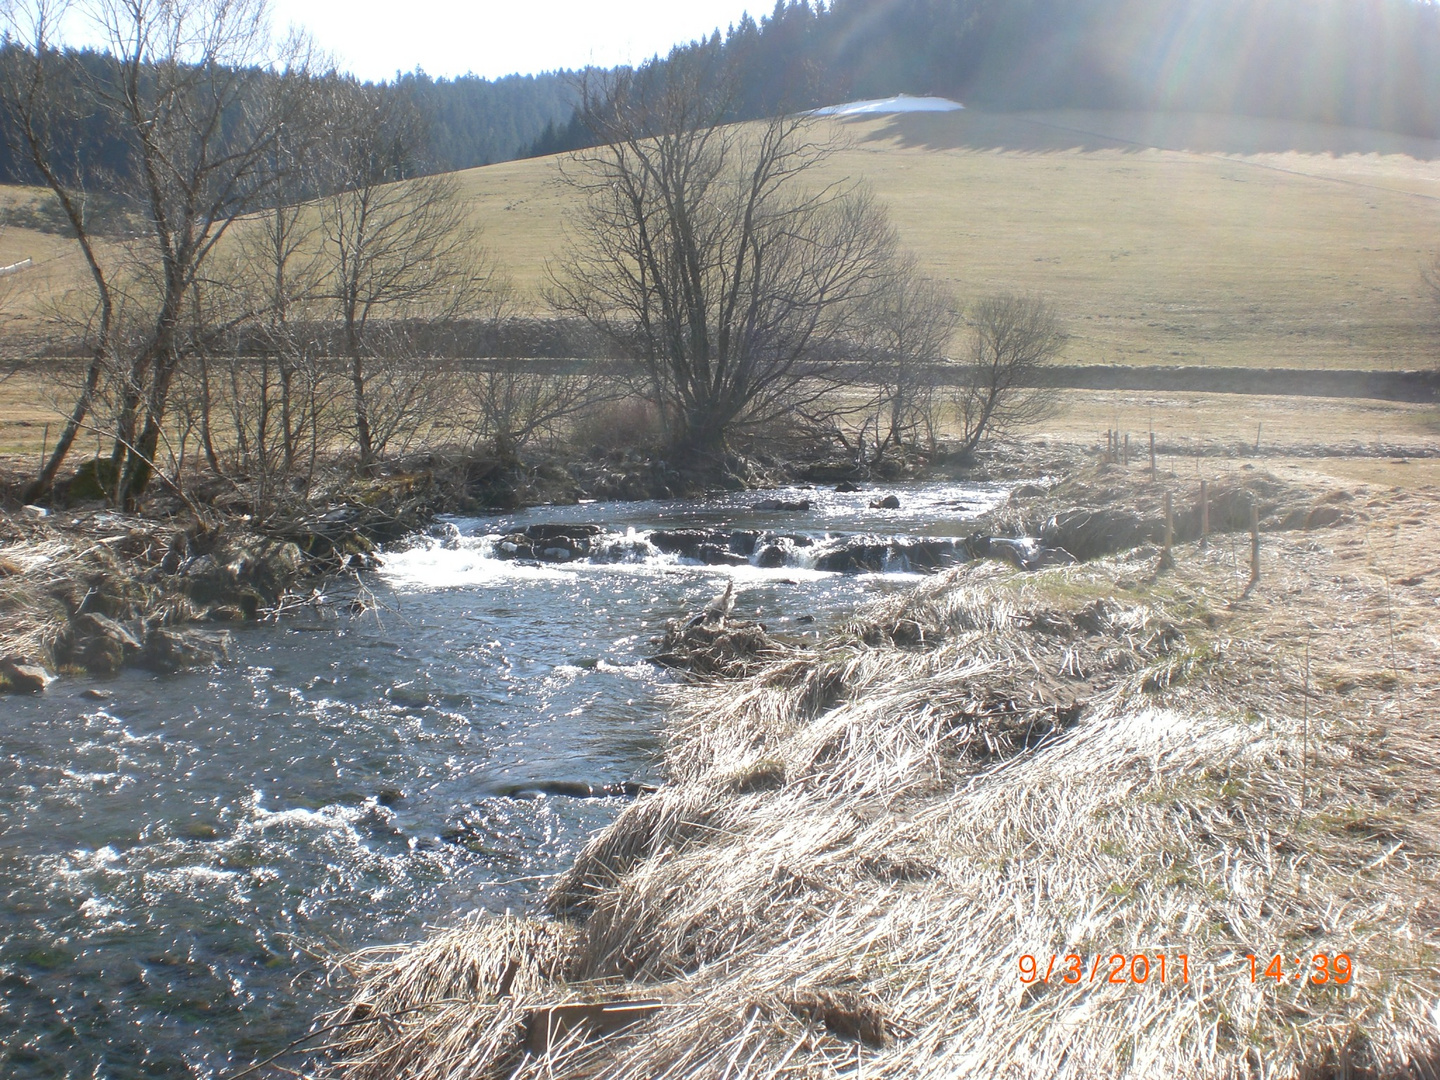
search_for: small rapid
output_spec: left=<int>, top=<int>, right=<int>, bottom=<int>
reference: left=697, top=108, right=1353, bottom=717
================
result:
left=0, top=479, right=1006, bottom=1078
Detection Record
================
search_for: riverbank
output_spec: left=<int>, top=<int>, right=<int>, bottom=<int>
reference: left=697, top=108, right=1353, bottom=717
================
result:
left=0, top=433, right=1055, bottom=693
left=0, top=465, right=447, bottom=691
left=314, top=459, right=1440, bottom=1079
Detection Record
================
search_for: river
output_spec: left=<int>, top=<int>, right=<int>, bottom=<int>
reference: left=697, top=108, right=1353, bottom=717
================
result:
left=0, top=480, right=1006, bottom=1078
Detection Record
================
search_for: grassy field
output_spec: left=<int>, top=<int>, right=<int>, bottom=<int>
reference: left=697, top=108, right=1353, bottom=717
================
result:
left=459, top=107, right=1440, bottom=371
left=3, top=105, right=1439, bottom=475
left=2, top=108, right=1439, bottom=371
left=0, top=185, right=89, bottom=340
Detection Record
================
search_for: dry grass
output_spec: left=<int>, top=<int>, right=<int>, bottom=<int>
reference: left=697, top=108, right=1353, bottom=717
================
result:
left=4, top=109, right=1440, bottom=370
left=1035, top=389, right=1440, bottom=457
left=449, top=106, right=1440, bottom=370
left=0, top=532, right=76, bottom=663
left=315, top=468, right=1440, bottom=1079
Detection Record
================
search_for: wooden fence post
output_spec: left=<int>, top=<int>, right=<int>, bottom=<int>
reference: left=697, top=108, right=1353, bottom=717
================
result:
left=1248, top=502, right=1261, bottom=588
left=1199, top=479, right=1209, bottom=550
left=1159, top=489, right=1175, bottom=569
left=1149, top=431, right=1157, bottom=479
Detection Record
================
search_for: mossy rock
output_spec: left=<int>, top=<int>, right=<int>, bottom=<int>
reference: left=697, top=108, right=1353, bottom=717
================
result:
left=62, top=612, right=141, bottom=673
left=69, top=458, right=120, bottom=501
left=183, top=538, right=304, bottom=607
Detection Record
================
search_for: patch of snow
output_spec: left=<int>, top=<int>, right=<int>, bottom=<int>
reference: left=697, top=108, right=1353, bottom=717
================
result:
left=810, top=95, right=963, bottom=117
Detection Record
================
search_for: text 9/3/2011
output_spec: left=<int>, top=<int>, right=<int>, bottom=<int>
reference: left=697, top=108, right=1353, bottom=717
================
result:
left=1017, top=953, right=1354, bottom=986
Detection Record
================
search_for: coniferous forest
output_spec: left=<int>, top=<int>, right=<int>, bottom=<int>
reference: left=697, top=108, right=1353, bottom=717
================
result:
left=3, top=0, right=1439, bottom=193
left=528, top=0, right=1440, bottom=154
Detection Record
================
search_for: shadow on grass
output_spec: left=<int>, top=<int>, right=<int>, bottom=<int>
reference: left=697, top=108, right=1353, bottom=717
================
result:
left=855, top=107, right=1440, bottom=161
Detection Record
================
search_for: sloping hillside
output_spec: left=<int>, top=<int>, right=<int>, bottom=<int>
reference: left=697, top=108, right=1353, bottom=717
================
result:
left=5, top=108, right=1439, bottom=371
left=0, top=186, right=90, bottom=344
left=456, top=107, right=1440, bottom=371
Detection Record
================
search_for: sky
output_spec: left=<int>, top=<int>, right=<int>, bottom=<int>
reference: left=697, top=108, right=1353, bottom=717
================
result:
left=266, top=0, right=765, bottom=82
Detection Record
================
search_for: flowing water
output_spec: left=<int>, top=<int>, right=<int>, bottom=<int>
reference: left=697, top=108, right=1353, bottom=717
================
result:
left=0, top=481, right=1007, bottom=1078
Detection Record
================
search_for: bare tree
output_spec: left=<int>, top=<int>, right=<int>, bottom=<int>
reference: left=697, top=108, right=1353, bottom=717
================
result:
left=183, top=68, right=336, bottom=513
left=233, top=67, right=331, bottom=479
left=1, top=0, right=119, bottom=502
left=314, top=80, right=493, bottom=468
left=0, top=0, right=313, bottom=507
left=855, top=258, right=959, bottom=464
left=549, top=51, right=899, bottom=463
left=952, top=294, right=1064, bottom=454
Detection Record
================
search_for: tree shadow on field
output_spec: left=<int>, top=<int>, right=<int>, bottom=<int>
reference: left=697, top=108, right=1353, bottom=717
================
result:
left=853, top=107, right=1440, bottom=161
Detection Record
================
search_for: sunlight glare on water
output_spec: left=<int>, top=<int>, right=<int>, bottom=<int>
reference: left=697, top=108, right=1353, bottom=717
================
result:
left=0, top=481, right=1004, bottom=1078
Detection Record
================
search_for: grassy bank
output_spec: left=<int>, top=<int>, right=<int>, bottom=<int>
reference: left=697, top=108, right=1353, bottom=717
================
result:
left=4, top=108, right=1440, bottom=371
left=314, top=462, right=1440, bottom=1078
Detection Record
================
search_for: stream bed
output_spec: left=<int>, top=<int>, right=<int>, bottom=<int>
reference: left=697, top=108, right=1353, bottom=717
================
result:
left=0, top=480, right=1007, bottom=1078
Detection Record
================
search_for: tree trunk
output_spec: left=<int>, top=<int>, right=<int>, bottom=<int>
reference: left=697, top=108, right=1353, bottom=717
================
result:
left=23, top=354, right=103, bottom=503
left=351, top=352, right=374, bottom=469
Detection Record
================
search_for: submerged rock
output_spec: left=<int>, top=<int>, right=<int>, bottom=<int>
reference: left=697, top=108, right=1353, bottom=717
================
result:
left=972, top=536, right=1078, bottom=571
left=648, top=529, right=715, bottom=558
left=425, top=521, right=462, bottom=548
left=869, top=494, right=901, bottom=510
left=649, top=529, right=756, bottom=565
left=755, top=543, right=789, bottom=568
left=523, top=523, right=605, bottom=542
left=495, top=780, right=659, bottom=800
left=141, top=628, right=232, bottom=672
left=494, top=526, right=601, bottom=562
left=815, top=537, right=961, bottom=574
left=0, top=657, right=55, bottom=693
left=753, top=498, right=811, bottom=512
left=697, top=543, right=749, bottom=567
left=728, top=530, right=760, bottom=556
left=65, top=612, right=142, bottom=674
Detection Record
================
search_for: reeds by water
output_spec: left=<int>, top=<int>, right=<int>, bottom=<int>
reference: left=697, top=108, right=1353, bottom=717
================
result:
left=320, top=547, right=1440, bottom=1079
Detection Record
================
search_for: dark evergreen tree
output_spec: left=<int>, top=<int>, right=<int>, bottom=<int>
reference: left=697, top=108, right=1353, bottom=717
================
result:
left=4, top=0, right=1439, bottom=189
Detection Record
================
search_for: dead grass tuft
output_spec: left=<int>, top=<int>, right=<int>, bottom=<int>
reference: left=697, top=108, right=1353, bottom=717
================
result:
left=317, top=481, right=1440, bottom=1080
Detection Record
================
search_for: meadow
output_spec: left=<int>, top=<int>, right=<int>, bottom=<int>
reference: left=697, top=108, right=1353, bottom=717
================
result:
left=457, top=106, right=1440, bottom=371
left=2, top=105, right=1438, bottom=479
left=3, top=106, right=1438, bottom=373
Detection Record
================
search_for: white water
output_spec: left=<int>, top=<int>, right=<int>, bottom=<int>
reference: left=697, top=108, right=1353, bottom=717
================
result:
left=1, top=479, right=1007, bottom=1079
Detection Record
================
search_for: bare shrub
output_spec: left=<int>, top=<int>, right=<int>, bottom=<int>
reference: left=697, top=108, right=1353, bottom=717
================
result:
left=844, top=258, right=960, bottom=465
left=314, top=81, right=500, bottom=468
left=467, top=360, right=608, bottom=461
left=175, top=350, right=345, bottom=514
left=952, top=294, right=1064, bottom=454
left=567, top=394, right=666, bottom=457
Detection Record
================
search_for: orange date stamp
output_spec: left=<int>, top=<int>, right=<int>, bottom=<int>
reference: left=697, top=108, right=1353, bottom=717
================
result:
left=1245, top=953, right=1353, bottom=984
left=1018, top=952, right=1355, bottom=986
left=1020, top=953, right=1189, bottom=984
